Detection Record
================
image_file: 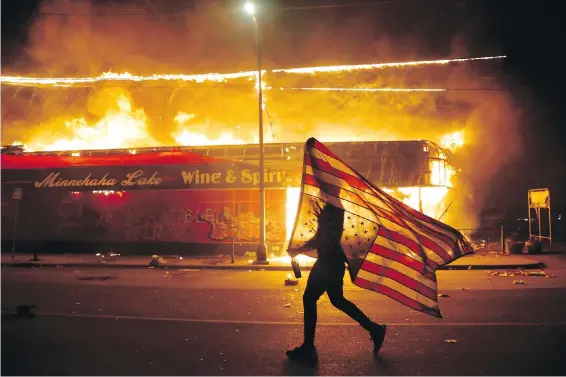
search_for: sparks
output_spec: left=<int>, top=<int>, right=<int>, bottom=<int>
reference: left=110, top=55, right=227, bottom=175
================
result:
left=0, top=55, right=505, bottom=87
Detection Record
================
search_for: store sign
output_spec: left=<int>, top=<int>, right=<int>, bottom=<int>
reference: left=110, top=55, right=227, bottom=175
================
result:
left=180, top=168, right=300, bottom=187
left=34, top=170, right=163, bottom=189
left=10, top=164, right=302, bottom=191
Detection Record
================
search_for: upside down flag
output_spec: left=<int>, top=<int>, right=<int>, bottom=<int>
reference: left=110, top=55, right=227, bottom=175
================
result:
left=287, top=138, right=474, bottom=318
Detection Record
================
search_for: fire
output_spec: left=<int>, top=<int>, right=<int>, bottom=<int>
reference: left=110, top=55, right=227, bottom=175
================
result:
left=172, top=111, right=246, bottom=146
left=284, top=87, right=446, bottom=92
left=441, top=131, right=465, bottom=152
left=0, top=55, right=505, bottom=87
left=28, top=94, right=158, bottom=152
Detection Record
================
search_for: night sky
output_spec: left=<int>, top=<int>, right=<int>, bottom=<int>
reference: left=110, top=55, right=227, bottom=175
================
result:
left=2, top=0, right=565, bottom=217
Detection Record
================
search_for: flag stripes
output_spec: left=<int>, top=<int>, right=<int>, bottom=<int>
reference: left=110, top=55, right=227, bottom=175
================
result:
left=288, top=138, right=474, bottom=318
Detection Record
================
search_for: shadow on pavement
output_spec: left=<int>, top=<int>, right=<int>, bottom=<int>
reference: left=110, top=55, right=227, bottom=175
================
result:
left=281, top=359, right=319, bottom=376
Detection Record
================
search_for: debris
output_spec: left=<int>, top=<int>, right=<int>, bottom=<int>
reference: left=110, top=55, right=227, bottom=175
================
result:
left=526, top=271, right=546, bottom=276
left=467, top=266, right=472, bottom=270
left=445, top=339, right=457, bottom=343
left=149, top=254, right=167, bottom=267
left=283, top=303, right=291, bottom=308
left=285, top=275, right=299, bottom=286
left=16, top=305, right=35, bottom=318
left=512, top=280, right=526, bottom=284
left=438, top=293, right=449, bottom=298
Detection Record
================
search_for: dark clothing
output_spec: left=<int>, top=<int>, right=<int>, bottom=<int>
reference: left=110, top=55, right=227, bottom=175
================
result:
left=302, top=258, right=375, bottom=347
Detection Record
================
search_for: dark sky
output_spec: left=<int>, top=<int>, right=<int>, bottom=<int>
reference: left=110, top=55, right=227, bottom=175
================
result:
left=2, top=0, right=565, bottom=214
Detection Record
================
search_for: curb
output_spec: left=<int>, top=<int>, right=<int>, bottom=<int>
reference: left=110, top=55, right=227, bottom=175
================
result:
left=1, top=261, right=546, bottom=271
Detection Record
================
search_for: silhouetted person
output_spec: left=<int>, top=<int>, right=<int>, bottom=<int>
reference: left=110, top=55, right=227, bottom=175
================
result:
left=286, top=204, right=386, bottom=366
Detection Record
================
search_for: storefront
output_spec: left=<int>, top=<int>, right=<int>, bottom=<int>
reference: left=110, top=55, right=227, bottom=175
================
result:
left=1, top=151, right=302, bottom=255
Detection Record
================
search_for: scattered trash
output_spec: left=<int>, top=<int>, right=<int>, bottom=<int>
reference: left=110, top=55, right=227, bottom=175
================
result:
left=445, top=339, right=457, bottom=343
left=149, top=254, right=167, bottom=267
left=285, top=274, right=299, bottom=286
left=512, top=280, right=526, bottom=284
left=283, top=303, right=291, bottom=308
left=526, top=271, right=546, bottom=276
left=438, top=293, right=449, bottom=298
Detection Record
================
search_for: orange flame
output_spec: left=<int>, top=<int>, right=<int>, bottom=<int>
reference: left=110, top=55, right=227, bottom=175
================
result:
left=0, top=56, right=505, bottom=87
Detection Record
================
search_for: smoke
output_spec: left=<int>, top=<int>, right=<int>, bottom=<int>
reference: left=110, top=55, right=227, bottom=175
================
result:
left=1, top=0, right=527, bottom=228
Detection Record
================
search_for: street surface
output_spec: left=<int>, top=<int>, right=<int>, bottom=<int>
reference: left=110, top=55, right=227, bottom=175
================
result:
left=2, top=261, right=566, bottom=375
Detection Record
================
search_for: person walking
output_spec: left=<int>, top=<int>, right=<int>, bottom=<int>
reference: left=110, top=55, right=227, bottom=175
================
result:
left=286, top=204, right=387, bottom=366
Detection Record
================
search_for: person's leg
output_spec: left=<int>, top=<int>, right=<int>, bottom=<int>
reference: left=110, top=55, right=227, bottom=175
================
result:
left=286, top=264, right=326, bottom=365
left=302, top=265, right=326, bottom=347
left=326, top=272, right=387, bottom=354
left=326, top=279, right=375, bottom=331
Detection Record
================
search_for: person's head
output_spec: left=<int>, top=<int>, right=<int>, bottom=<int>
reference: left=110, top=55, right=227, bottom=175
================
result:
left=315, top=203, right=345, bottom=244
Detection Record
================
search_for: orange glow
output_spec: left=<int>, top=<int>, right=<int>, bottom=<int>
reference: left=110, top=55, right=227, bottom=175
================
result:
left=269, top=254, right=317, bottom=266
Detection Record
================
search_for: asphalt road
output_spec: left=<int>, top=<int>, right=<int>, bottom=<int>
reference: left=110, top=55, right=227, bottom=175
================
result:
left=2, top=265, right=566, bottom=375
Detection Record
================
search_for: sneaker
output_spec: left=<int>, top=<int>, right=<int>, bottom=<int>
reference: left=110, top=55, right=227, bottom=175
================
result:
left=286, top=345, right=318, bottom=367
left=370, top=323, right=387, bottom=355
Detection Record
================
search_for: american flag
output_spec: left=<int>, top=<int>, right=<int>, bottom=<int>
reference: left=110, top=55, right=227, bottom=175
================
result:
left=287, top=138, right=474, bottom=318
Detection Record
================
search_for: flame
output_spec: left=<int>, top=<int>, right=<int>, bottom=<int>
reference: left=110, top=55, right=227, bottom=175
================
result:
left=441, top=131, right=465, bottom=152
left=0, top=56, right=505, bottom=87
left=28, top=94, right=158, bottom=151
left=172, top=111, right=246, bottom=146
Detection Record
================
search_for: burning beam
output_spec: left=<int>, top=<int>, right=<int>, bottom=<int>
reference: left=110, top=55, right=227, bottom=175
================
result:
left=282, top=87, right=446, bottom=92
left=0, top=55, right=505, bottom=87
left=272, top=55, right=506, bottom=75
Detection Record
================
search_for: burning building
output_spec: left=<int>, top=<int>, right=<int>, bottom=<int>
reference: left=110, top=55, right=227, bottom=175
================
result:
left=1, top=139, right=455, bottom=257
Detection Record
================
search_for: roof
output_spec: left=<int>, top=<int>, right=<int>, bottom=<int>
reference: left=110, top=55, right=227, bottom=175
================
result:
left=1, top=151, right=236, bottom=170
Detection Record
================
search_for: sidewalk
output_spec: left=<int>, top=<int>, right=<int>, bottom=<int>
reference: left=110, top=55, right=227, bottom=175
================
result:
left=1, top=251, right=545, bottom=271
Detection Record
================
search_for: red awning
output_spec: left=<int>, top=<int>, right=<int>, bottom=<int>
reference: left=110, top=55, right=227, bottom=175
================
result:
left=1, top=151, right=234, bottom=170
